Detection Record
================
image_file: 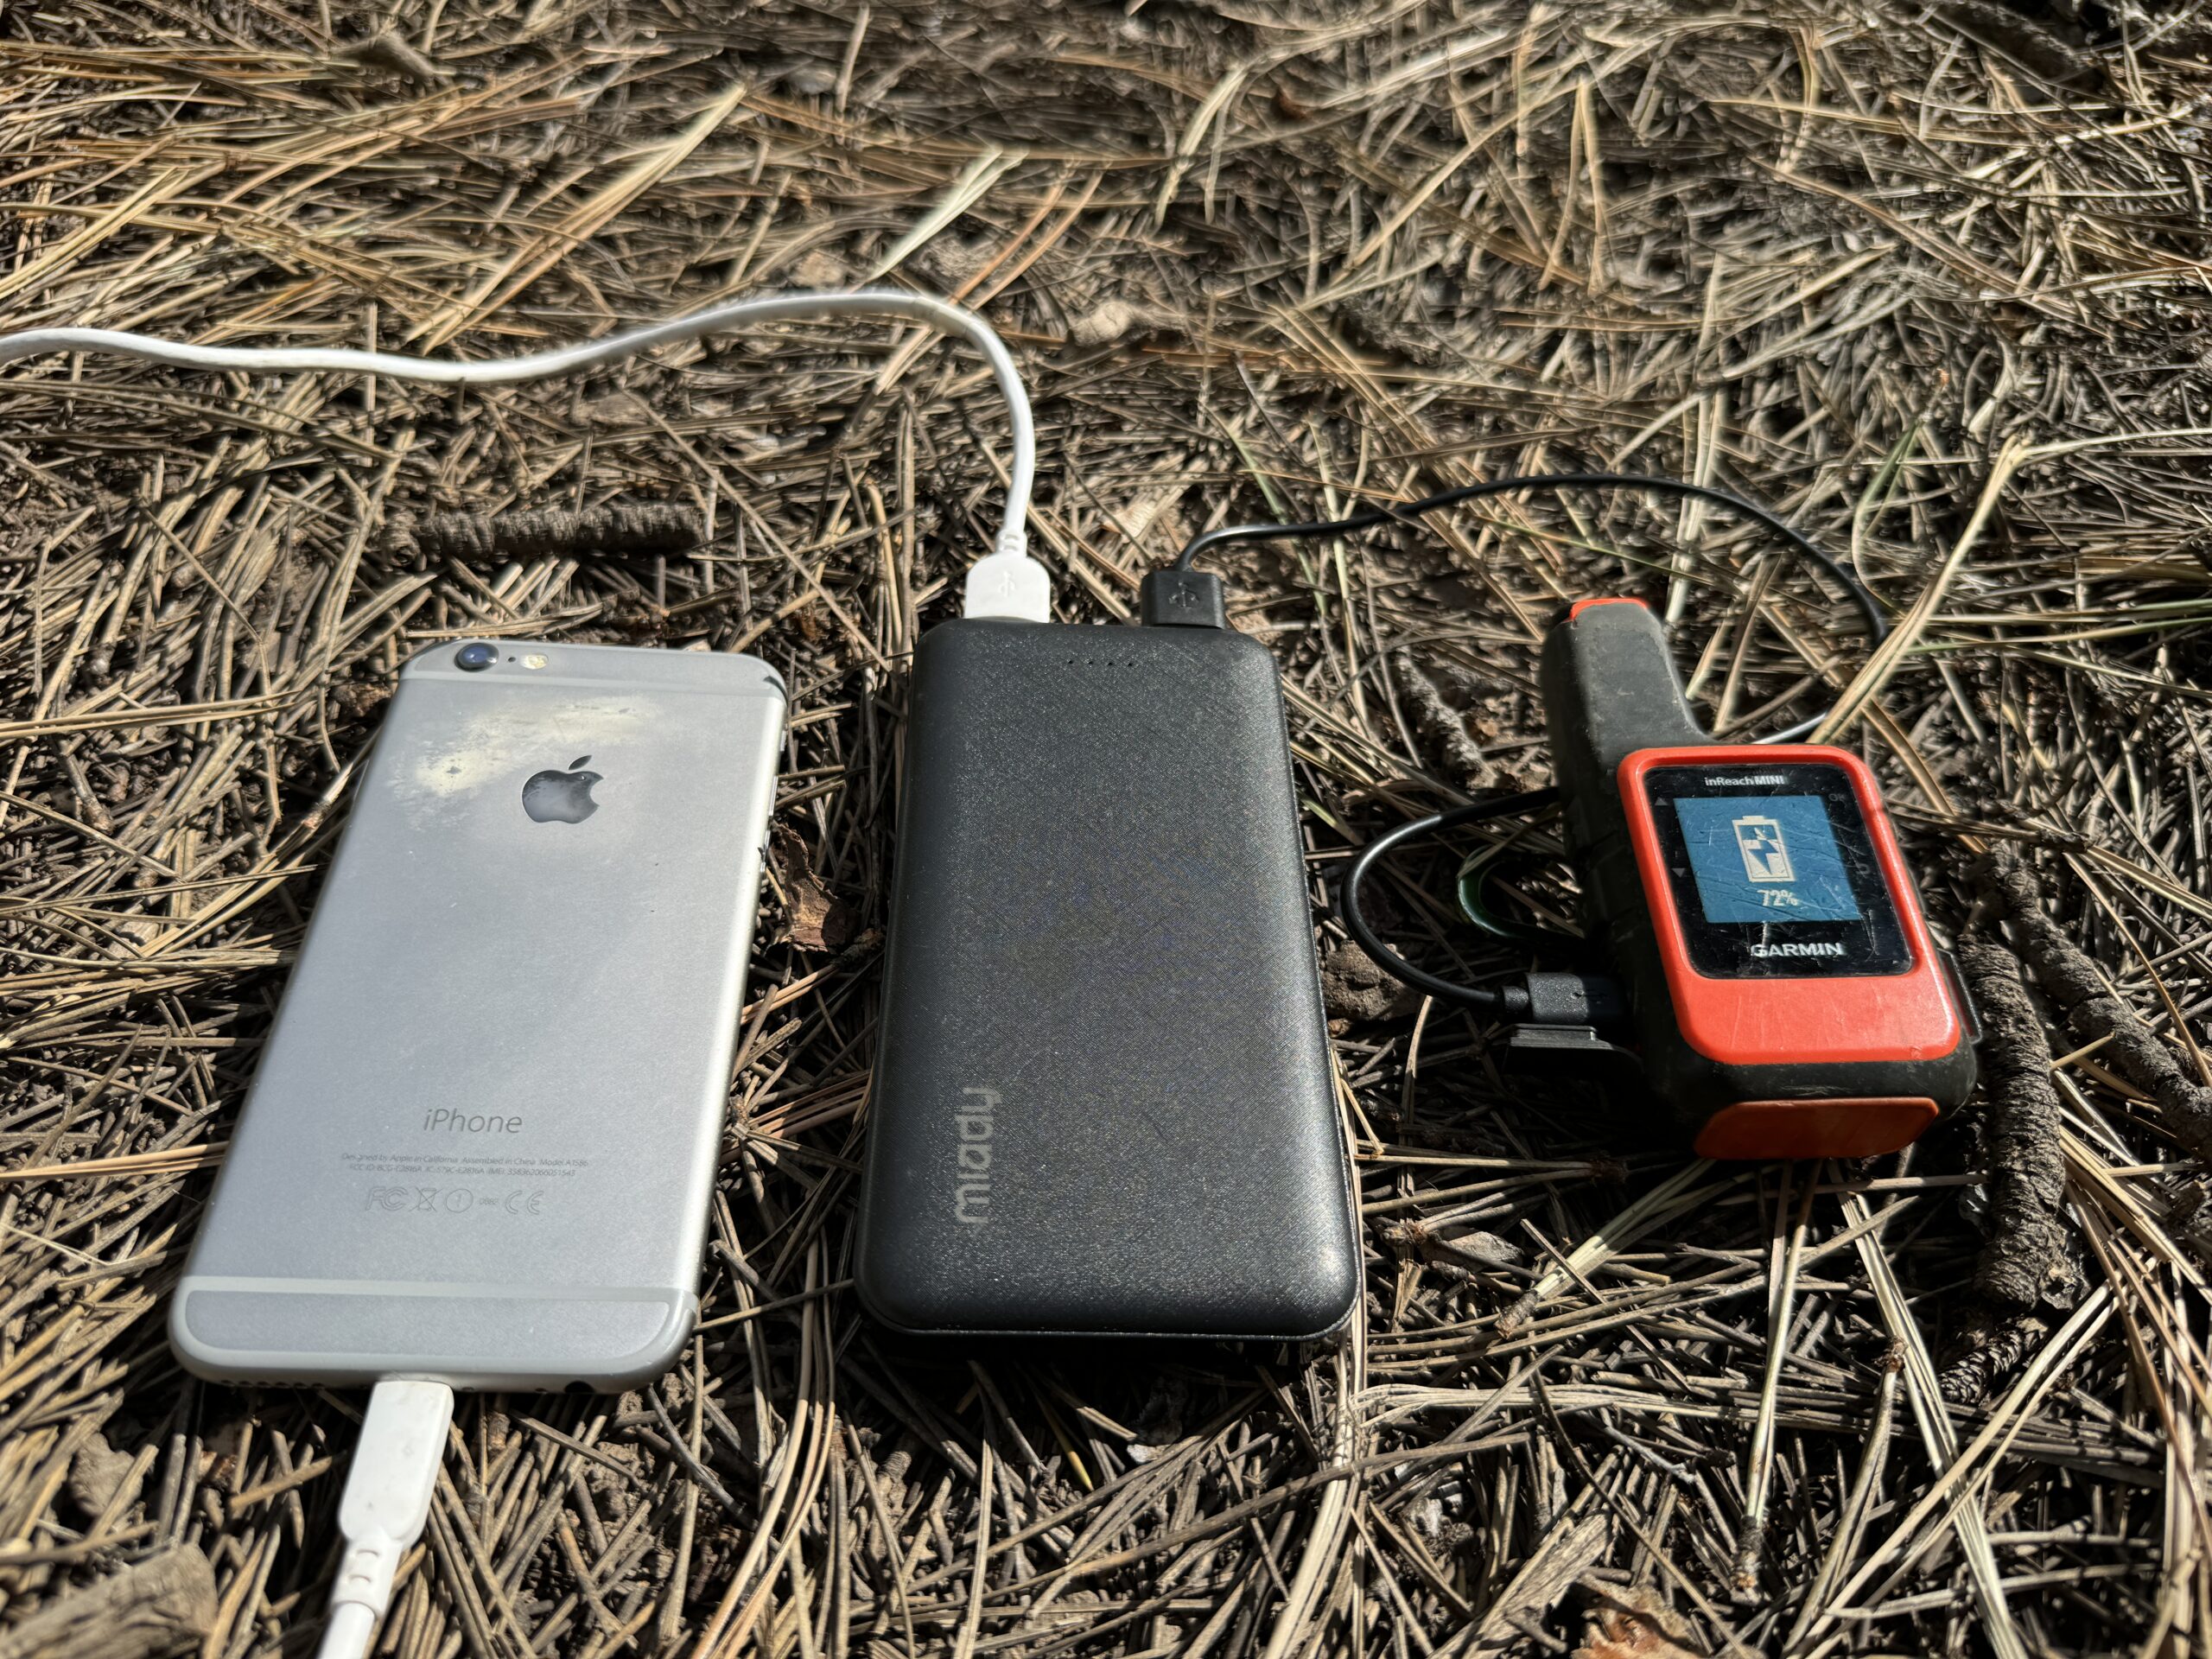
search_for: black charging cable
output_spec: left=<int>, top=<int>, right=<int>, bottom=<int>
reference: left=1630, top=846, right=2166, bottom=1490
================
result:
left=1338, top=789, right=1560, bottom=1014
left=1139, top=470, right=1890, bottom=1014
left=1169, top=469, right=1884, bottom=649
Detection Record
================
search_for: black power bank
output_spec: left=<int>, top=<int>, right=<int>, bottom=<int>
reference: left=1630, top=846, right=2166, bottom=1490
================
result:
left=857, top=619, right=1361, bottom=1338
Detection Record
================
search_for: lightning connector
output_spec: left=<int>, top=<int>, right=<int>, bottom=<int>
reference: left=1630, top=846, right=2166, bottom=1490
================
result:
left=315, top=1379, right=453, bottom=1659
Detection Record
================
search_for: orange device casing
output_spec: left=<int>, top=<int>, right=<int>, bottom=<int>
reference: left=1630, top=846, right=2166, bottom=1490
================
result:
left=1539, top=599, right=1975, bottom=1160
left=1618, top=747, right=1962, bottom=1070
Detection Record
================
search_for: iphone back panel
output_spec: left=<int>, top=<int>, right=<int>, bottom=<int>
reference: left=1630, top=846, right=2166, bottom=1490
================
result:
left=170, top=639, right=784, bottom=1389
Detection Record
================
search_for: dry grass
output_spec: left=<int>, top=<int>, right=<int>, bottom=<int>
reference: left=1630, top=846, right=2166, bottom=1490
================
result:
left=2, top=3, right=2209, bottom=1655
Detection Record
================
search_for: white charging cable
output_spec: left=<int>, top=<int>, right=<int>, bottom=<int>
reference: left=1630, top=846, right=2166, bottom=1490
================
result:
left=0, top=288, right=1049, bottom=620
left=315, top=1379, right=452, bottom=1659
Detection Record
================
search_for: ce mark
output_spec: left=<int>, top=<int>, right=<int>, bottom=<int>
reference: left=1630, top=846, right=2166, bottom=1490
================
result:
left=363, top=1186, right=543, bottom=1216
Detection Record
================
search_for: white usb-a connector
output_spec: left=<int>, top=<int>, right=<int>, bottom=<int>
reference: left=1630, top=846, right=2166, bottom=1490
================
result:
left=962, top=543, right=1052, bottom=621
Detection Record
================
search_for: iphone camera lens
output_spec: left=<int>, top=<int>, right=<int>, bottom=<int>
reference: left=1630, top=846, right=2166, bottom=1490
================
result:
left=455, top=643, right=498, bottom=671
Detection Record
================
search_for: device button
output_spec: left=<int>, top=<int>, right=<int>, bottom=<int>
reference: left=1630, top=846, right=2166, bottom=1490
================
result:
left=1568, top=595, right=1649, bottom=620
left=1693, top=1096, right=1937, bottom=1160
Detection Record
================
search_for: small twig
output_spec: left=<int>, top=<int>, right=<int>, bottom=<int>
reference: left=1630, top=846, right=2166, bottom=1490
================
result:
left=1954, top=926, right=2071, bottom=1309
left=394, top=502, right=702, bottom=563
left=1974, top=842, right=2212, bottom=1160
left=1731, top=1164, right=1818, bottom=1599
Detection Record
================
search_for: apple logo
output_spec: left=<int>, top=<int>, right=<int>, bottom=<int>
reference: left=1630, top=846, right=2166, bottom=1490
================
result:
left=522, top=756, right=602, bottom=824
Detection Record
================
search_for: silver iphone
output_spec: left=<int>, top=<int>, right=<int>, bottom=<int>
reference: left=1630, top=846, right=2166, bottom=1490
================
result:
left=171, top=639, right=785, bottom=1389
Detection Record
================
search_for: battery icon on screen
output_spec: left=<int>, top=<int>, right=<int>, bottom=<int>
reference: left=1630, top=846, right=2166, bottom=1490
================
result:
left=1732, top=816, right=1795, bottom=883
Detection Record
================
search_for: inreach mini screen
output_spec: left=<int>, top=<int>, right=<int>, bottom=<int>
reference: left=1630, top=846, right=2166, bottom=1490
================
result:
left=1639, top=760, right=1911, bottom=979
left=1673, top=793, right=1861, bottom=923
